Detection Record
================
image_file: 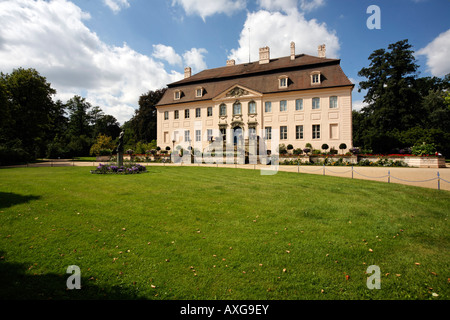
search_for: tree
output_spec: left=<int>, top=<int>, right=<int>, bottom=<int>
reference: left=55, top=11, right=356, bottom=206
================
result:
left=66, top=95, right=93, bottom=137
left=0, top=68, right=57, bottom=160
left=90, top=134, right=116, bottom=156
left=358, top=39, right=421, bottom=133
left=130, top=88, right=167, bottom=143
left=354, top=39, right=450, bottom=156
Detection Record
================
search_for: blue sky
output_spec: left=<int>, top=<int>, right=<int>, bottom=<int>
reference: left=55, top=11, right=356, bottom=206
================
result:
left=1, top=0, right=449, bottom=124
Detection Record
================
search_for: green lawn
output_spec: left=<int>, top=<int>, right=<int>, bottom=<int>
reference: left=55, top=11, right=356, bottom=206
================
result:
left=0, top=166, right=448, bottom=300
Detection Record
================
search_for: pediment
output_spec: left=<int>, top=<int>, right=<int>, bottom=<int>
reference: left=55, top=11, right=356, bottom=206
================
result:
left=213, top=85, right=262, bottom=102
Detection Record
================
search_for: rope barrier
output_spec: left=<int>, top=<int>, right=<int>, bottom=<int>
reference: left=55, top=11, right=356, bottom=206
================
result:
left=390, top=176, right=438, bottom=183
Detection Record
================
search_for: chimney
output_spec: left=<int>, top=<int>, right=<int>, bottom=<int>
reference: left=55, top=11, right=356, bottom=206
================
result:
left=226, top=59, right=235, bottom=66
left=318, top=44, right=326, bottom=58
left=184, top=67, right=192, bottom=79
left=290, top=42, right=295, bottom=60
left=259, top=46, right=270, bottom=64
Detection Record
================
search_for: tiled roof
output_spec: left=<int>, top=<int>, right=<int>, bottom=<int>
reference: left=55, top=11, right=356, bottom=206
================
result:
left=156, top=54, right=354, bottom=107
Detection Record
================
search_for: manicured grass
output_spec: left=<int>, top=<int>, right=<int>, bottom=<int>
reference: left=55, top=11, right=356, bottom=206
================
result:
left=0, top=166, right=448, bottom=300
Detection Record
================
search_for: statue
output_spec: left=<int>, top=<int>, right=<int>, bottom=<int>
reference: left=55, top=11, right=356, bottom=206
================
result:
left=117, top=131, right=124, bottom=166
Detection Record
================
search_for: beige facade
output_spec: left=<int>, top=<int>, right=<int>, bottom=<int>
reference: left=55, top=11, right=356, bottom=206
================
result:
left=156, top=43, right=354, bottom=156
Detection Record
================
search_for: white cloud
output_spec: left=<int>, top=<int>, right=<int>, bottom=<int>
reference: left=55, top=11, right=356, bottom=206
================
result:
left=152, top=44, right=183, bottom=66
left=257, top=0, right=325, bottom=13
left=103, top=0, right=130, bottom=14
left=417, top=29, right=450, bottom=77
left=228, top=9, right=340, bottom=63
left=299, top=0, right=325, bottom=12
left=172, top=0, right=246, bottom=20
left=352, top=100, right=368, bottom=112
left=183, top=48, right=208, bottom=73
left=0, top=0, right=183, bottom=124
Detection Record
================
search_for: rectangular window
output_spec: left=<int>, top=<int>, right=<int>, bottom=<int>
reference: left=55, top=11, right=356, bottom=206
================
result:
left=185, top=109, right=190, bottom=119
left=164, top=111, right=169, bottom=120
left=295, top=99, right=303, bottom=111
left=312, top=125, right=321, bottom=139
left=296, top=125, right=304, bottom=139
left=207, top=107, right=212, bottom=117
left=207, top=129, right=213, bottom=141
left=195, top=108, right=201, bottom=118
left=195, top=130, right=201, bottom=142
left=265, top=127, right=272, bottom=140
left=220, top=128, right=227, bottom=141
left=196, top=88, right=202, bottom=97
left=279, top=78, right=287, bottom=88
left=330, top=96, right=338, bottom=108
left=220, top=104, right=227, bottom=116
left=312, top=74, right=320, bottom=84
left=185, top=130, right=190, bottom=142
left=265, top=101, right=272, bottom=113
left=248, top=101, right=256, bottom=114
left=233, top=103, right=241, bottom=115
left=312, top=98, right=320, bottom=110
left=280, top=126, right=288, bottom=140
left=164, top=132, right=169, bottom=143
left=280, top=100, right=287, bottom=112
left=174, top=110, right=179, bottom=119
left=175, top=91, right=181, bottom=100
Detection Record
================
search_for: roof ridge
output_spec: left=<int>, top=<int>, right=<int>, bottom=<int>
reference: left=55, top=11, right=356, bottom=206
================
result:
left=168, top=54, right=340, bottom=88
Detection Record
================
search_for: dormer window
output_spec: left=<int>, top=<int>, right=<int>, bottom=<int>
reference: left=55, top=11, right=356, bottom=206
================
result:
left=174, top=90, right=182, bottom=100
left=311, top=72, right=321, bottom=85
left=279, top=76, right=288, bottom=88
left=195, top=87, right=204, bottom=98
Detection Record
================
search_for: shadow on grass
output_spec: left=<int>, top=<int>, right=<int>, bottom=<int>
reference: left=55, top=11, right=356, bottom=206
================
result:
left=0, top=252, right=145, bottom=300
left=0, top=192, right=41, bottom=210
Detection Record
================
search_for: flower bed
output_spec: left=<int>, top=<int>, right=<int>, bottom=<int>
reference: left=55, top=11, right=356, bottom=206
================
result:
left=279, top=154, right=446, bottom=168
left=90, top=163, right=147, bottom=174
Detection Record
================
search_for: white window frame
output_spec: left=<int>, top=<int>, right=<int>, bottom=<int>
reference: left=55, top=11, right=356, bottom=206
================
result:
left=207, top=106, right=213, bottom=117
left=220, top=104, right=227, bottom=116
left=279, top=76, right=288, bottom=88
left=280, top=100, right=287, bottom=112
left=233, top=102, right=242, bottom=115
left=329, top=96, right=338, bottom=109
left=164, top=111, right=169, bottom=120
left=195, top=130, right=201, bottom=142
left=185, top=109, right=190, bottom=119
left=295, top=99, right=303, bottom=111
left=248, top=101, right=256, bottom=114
left=265, top=127, right=272, bottom=140
left=265, top=101, right=272, bottom=113
left=312, top=124, right=321, bottom=140
left=280, top=126, right=288, bottom=140
left=312, top=97, right=320, bottom=110
left=195, top=108, right=201, bottom=118
left=311, top=72, right=321, bottom=85
left=296, top=125, right=304, bottom=140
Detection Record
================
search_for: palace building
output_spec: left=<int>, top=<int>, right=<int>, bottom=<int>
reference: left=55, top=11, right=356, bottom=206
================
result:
left=156, top=42, right=354, bottom=157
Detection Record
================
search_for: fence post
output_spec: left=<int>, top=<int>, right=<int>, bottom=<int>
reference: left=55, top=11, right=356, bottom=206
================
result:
left=388, top=170, right=390, bottom=183
left=437, top=171, right=440, bottom=190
